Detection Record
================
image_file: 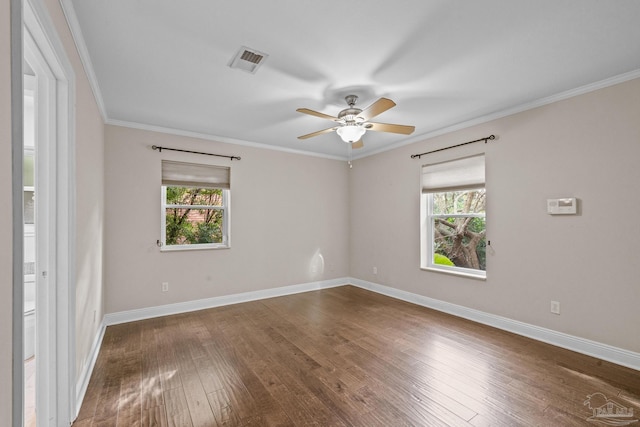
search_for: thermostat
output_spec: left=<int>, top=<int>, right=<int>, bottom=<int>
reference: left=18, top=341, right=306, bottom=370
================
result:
left=547, top=198, right=577, bottom=215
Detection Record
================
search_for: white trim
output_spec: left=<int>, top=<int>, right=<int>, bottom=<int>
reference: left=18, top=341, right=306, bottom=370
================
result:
left=74, top=278, right=638, bottom=414
left=75, top=318, right=106, bottom=414
left=50, top=0, right=640, bottom=163
left=109, top=67, right=640, bottom=164
left=422, top=189, right=487, bottom=279
left=108, top=69, right=640, bottom=162
left=11, top=0, right=25, bottom=424
left=420, top=266, right=486, bottom=281
left=348, top=278, right=640, bottom=372
left=24, top=0, right=77, bottom=423
left=24, top=26, right=56, bottom=425
left=160, top=186, right=230, bottom=251
left=355, top=68, right=640, bottom=160
left=102, top=278, right=640, bottom=371
left=108, top=119, right=346, bottom=161
left=104, top=278, right=347, bottom=326
left=58, top=0, right=107, bottom=121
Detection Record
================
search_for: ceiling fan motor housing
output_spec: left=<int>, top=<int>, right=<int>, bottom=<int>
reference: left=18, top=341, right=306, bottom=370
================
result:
left=337, top=95, right=366, bottom=142
left=338, top=108, right=363, bottom=122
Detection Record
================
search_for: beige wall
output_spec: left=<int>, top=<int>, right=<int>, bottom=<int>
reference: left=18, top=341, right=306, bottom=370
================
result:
left=3, top=2, right=638, bottom=421
left=104, top=125, right=350, bottom=313
left=350, top=78, right=640, bottom=353
left=1, top=0, right=14, bottom=422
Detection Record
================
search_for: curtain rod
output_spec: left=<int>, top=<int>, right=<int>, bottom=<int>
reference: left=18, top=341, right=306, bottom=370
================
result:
left=152, top=145, right=241, bottom=161
left=410, top=135, right=495, bottom=159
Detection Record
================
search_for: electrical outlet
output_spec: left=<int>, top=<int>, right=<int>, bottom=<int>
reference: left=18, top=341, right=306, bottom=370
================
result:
left=373, top=266, right=378, bottom=275
left=162, top=282, right=169, bottom=292
left=550, top=300, right=560, bottom=315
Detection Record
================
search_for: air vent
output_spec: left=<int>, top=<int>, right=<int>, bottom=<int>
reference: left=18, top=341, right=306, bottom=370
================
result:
left=228, top=46, right=268, bottom=74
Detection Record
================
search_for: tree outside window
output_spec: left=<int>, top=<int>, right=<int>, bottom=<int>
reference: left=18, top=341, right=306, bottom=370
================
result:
left=420, top=154, right=486, bottom=278
left=165, top=187, right=225, bottom=245
left=430, top=189, right=486, bottom=272
left=160, top=160, right=230, bottom=251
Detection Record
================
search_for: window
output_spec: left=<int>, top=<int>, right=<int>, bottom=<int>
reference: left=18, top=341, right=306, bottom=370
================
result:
left=421, top=154, right=486, bottom=278
left=160, top=160, right=230, bottom=250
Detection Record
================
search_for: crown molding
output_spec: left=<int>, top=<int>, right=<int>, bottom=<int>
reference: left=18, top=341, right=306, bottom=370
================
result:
left=355, top=69, right=640, bottom=161
left=53, top=3, right=640, bottom=163
left=58, top=0, right=108, bottom=121
left=106, top=119, right=347, bottom=161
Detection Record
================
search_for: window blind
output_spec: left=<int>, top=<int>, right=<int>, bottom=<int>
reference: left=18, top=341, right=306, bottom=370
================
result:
left=421, top=154, right=485, bottom=193
left=161, top=160, right=230, bottom=189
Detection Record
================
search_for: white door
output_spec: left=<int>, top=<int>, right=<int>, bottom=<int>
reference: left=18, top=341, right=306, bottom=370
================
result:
left=24, top=33, right=56, bottom=427
left=21, top=0, right=76, bottom=424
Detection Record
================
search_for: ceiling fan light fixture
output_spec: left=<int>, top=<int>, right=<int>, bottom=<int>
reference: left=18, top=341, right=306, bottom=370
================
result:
left=336, top=125, right=366, bottom=143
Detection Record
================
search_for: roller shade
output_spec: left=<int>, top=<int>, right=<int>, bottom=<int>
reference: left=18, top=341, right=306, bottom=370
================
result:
left=422, top=154, right=484, bottom=193
left=162, top=160, right=230, bottom=189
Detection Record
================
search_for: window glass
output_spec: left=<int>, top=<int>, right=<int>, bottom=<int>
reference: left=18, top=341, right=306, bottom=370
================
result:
left=431, top=190, right=486, bottom=273
left=165, top=188, right=225, bottom=245
left=421, top=154, right=486, bottom=278
left=160, top=161, right=230, bottom=251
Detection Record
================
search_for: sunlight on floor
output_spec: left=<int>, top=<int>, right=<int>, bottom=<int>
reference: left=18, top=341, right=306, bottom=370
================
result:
left=25, top=356, right=35, bottom=427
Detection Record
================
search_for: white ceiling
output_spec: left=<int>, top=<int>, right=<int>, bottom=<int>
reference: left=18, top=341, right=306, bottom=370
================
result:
left=67, top=0, right=640, bottom=159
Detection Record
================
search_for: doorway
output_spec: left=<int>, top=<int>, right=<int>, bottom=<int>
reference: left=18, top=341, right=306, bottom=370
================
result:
left=23, top=26, right=56, bottom=427
left=22, top=70, right=38, bottom=427
left=17, top=0, right=76, bottom=425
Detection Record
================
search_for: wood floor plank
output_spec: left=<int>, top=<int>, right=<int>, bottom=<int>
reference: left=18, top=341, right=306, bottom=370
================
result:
left=206, top=388, right=238, bottom=426
left=178, top=371, right=215, bottom=427
left=163, top=387, right=193, bottom=427
left=226, top=312, right=348, bottom=426
left=74, top=286, right=640, bottom=426
left=141, top=318, right=165, bottom=410
left=239, top=303, right=434, bottom=426
left=116, top=354, right=143, bottom=427
left=142, top=405, right=169, bottom=427
left=155, top=317, right=185, bottom=392
left=201, top=343, right=258, bottom=421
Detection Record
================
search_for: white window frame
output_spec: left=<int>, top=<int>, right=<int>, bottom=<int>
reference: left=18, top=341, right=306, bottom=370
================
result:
left=160, top=185, right=231, bottom=251
left=420, top=154, right=486, bottom=280
left=421, top=189, right=486, bottom=279
left=160, top=160, right=231, bottom=251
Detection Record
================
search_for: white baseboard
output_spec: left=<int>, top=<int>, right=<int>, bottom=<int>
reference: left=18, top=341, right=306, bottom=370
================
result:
left=76, top=276, right=639, bottom=417
left=75, top=317, right=107, bottom=419
left=348, top=277, right=640, bottom=372
left=104, top=277, right=348, bottom=326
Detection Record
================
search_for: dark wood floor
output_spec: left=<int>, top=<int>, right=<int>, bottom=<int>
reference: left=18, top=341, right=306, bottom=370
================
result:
left=73, top=285, right=640, bottom=426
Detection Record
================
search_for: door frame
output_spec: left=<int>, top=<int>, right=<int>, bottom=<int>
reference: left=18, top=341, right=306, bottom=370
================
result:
left=14, top=0, right=77, bottom=425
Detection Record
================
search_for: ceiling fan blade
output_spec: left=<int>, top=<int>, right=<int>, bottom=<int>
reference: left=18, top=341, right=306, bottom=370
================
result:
left=357, top=98, right=396, bottom=121
left=365, top=122, right=415, bottom=135
left=297, top=127, right=338, bottom=140
left=296, top=108, right=339, bottom=121
left=351, top=140, right=364, bottom=149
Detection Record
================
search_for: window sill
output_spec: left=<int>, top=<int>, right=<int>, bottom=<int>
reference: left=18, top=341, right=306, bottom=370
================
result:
left=421, top=266, right=486, bottom=281
left=161, top=244, right=230, bottom=252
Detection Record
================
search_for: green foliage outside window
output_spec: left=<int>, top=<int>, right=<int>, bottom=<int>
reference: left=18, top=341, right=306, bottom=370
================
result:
left=165, top=187, right=224, bottom=245
left=432, top=190, right=486, bottom=271
left=434, top=253, right=455, bottom=266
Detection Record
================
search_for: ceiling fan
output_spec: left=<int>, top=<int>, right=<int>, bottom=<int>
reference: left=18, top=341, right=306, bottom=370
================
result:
left=296, top=95, right=415, bottom=149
